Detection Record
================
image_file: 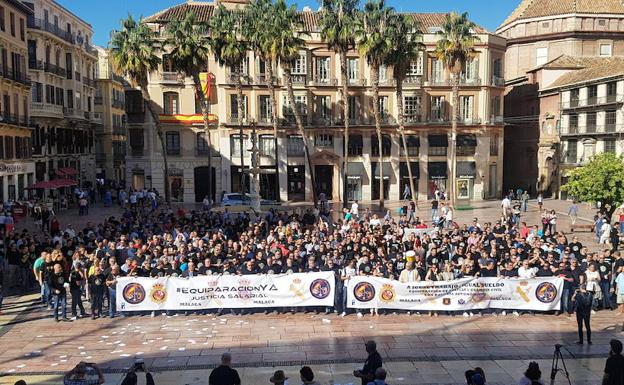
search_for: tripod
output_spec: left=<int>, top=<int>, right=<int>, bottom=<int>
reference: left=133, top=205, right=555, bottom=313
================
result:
left=550, top=344, right=573, bottom=385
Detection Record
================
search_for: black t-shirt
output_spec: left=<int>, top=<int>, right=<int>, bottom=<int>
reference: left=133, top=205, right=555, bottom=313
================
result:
left=209, top=365, right=241, bottom=385
left=569, top=242, right=583, bottom=257
left=89, top=273, right=106, bottom=291
left=361, top=351, right=383, bottom=385
left=501, top=268, right=518, bottom=278
left=69, top=270, right=83, bottom=290
left=604, top=354, right=624, bottom=385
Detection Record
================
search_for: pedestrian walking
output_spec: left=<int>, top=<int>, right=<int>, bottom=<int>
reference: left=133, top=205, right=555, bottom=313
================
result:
left=569, top=200, right=579, bottom=225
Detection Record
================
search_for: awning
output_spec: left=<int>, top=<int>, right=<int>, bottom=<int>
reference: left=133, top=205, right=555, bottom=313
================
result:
left=347, top=162, right=365, bottom=177
left=428, top=134, right=448, bottom=147
left=400, top=162, right=420, bottom=179
left=51, top=179, right=78, bottom=188
left=428, top=162, right=448, bottom=179
left=56, top=167, right=78, bottom=176
left=456, top=161, right=477, bottom=178
left=27, top=181, right=56, bottom=189
left=372, top=162, right=393, bottom=180
left=457, top=134, right=477, bottom=147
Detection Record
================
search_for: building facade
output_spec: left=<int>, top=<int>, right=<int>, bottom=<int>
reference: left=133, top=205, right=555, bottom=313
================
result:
left=497, top=0, right=624, bottom=196
left=26, top=0, right=98, bottom=188
left=128, top=0, right=506, bottom=204
left=94, top=46, right=126, bottom=183
left=0, top=0, right=35, bottom=201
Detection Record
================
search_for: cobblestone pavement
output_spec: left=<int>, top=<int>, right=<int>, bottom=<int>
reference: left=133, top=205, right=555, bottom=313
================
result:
left=1, top=198, right=618, bottom=385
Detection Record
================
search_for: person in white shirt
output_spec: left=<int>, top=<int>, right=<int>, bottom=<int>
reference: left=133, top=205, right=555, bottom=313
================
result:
left=399, top=262, right=420, bottom=283
left=517, top=260, right=537, bottom=279
left=445, top=207, right=454, bottom=228
left=369, top=214, right=381, bottom=228
left=350, top=200, right=359, bottom=218
left=600, top=221, right=612, bottom=244
left=501, top=197, right=511, bottom=219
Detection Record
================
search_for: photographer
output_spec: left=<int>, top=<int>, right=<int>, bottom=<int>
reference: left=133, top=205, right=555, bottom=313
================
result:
left=121, top=360, right=155, bottom=385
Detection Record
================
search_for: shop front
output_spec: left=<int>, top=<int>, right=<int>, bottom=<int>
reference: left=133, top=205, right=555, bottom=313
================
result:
left=0, top=162, right=35, bottom=202
left=346, top=162, right=364, bottom=202
left=371, top=162, right=392, bottom=200
left=428, top=161, right=447, bottom=199
left=399, top=161, right=419, bottom=200
left=456, top=161, right=477, bottom=201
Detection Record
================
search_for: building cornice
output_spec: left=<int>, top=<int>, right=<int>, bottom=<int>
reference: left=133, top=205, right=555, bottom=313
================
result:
left=505, top=30, right=624, bottom=46
left=498, top=12, right=624, bottom=34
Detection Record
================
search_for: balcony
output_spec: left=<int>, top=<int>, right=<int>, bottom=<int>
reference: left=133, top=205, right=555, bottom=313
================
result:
left=491, top=76, right=505, bottom=87
left=348, top=78, right=367, bottom=86
left=31, top=102, right=63, bottom=118
left=29, top=59, right=44, bottom=71
left=561, top=124, right=624, bottom=135
left=227, top=115, right=250, bottom=125
left=84, top=111, right=92, bottom=120
left=428, top=117, right=451, bottom=124
left=460, top=77, right=481, bottom=86
left=85, top=44, right=98, bottom=57
left=161, top=72, right=185, bottom=84
left=44, top=63, right=66, bottom=78
left=403, top=75, right=422, bottom=86
left=459, top=118, right=482, bottom=125
left=561, top=94, right=624, bottom=109
left=92, top=112, right=102, bottom=124
left=311, top=76, right=337, bottom=86
left=83, top=77, right=95, bottom=88
left=311, top=116, right=334, bottom=126
left=379, top=78, right=396, bottom=87
left=0, top=113, right=30, bottom=127
left=290, top=74, right=307, bottom=85
left=27, top=17, right=75, bottom=43
left=258, top=116, right=274, bottom=125
left=0, top=66, right=31, bottom=85
left=489, top=115, right=504, bottom=124
left=255, top=74, right=280, bottom=85
left=404, top=114, right=423, bottom=124
left=428, top=78, right=449, bottom=86
left=226, top=72, right=250, bottom=85
left=112, top=99, right=125, bottom=109
left=367, top=115, right=396, bottom=125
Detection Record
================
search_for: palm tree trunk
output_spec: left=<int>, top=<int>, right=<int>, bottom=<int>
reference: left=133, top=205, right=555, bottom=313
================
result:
left=192, top=73, right=213, bottom=203
left=450, top=71, right=458, bottom=208
left=139, top=85, right=170, bottom=205
left=340, top=51, right=350, bottom=207
left=371, top=64, right=384, bottom=209
left=396, top=73, right=417, bottom=206
left=234, top=67, right=246, bottom=195
left=266, top=58, right=280, bottom=201
left=283, top=65, right=317, bottom=206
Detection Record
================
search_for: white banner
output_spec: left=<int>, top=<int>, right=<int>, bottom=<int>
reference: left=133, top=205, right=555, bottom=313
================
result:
left=116, top=272, right=335, bottom=311
left=347, top=277, right=564, bottom=311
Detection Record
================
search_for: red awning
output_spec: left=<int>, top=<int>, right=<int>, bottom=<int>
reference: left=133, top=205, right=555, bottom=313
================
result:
left=51, top=179, right=78, bottom=188
left=27, top=181, right=56, bottom=189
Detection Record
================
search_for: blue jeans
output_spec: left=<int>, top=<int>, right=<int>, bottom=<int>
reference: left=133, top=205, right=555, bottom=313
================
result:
left=341, top=284, right=350, bottom=313
left=600, top=281, right=612, bottom=309
left=431, top=209, right=438, bottom=221
left=41, top=282, right=50, bottom=305
left=52, top=294, right=67, bottom=320
left=561, top=287, right=573, bottom=314
left=523, top=200, right=528, bottom=212
left=108, top=287, right=117, bottom=317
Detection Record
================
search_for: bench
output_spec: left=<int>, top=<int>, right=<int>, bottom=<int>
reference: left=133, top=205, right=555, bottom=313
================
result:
left=570, top=224, right=594, bottom=233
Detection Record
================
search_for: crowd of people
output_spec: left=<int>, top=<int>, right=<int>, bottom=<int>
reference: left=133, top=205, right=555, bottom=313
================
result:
left=1, top=186, right=624, bottom=321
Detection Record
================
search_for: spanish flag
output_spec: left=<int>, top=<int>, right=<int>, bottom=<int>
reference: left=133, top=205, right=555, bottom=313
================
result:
left=200, top=72, right=215, bottom=101
left=159, top=114, right=218, bottom=125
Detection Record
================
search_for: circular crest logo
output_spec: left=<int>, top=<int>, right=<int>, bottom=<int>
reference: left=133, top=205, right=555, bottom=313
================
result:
left=471, top=291, right=488, bottom=303
left=309, top=279, right=331, bottom=299
left=535, top=282, right=558, bottom=303
left=353, top=282, right=376, bottom=302
left=150, top=283, right=167, bottom=304
left=379, top=284, right=395, bottom=303
left=122, top=283, right=146, bottom=305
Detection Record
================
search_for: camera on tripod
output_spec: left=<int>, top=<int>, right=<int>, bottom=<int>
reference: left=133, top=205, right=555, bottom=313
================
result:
left=550, top=344, right=573, bottom=385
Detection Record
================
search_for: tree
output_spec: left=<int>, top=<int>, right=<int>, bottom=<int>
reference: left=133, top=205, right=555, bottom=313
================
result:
left=434, top=12, right=478, bottom=207
left=209, top=4, right=250, bottom=195
left=355, top=0, right=396, bottom=209
left=274, top=0, right=318, bottom=204
left=245, top=0, right=282, bottom=201
left=561, top=153, right=624, bottom=219
left=319, top=0, right=359, bottom=206
left=164, top=11, right=214, bottom=202
left=110, top=16, right=170, bottom=204
left=386, top=14, right=423, bottom=205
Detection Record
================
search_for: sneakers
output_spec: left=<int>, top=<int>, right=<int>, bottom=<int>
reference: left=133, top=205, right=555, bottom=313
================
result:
left=501, top=311, right=507, bottom=316
left=407, top=311, right=411, bottom=316
left=357, top=312, right=363, bottom=318
left=591, top=310, right=596, bottom=315
left=340, top=312, right=346, bottom=317
left=469, top=312, right=474, bottom=317
left=463, top=312, right=469, bottom=317
left=513, top=311, right=520, bottom=316
left=151, top=311, right=156, bottom=318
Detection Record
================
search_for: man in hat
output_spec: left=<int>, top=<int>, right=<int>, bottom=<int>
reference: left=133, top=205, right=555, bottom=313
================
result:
left=269, top=370, right=288, bottom=385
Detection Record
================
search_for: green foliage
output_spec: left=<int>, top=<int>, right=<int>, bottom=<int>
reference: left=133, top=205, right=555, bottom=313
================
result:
left=208, top=5, right=249, bottom=69
left=318, top=0, right=359, bottom=55
left=109, top=15, right=161, bottom=87
left=355, top=0, right=396, bottom=68
left=164, top=11, right=211, bottom=77
left=433, top=12, right=478, bottom=74
left=386, top=14, right=424, bottom=81
left=561, top=153, right=624, bottom=209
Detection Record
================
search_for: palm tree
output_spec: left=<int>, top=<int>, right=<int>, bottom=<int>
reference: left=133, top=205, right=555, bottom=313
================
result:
left=110, top=16, right=170, bottom=204
left=386, top=14, right=424, bottom=205
left=434, top=12, right=478, bottom=207
left=164, top=11, right=213, bottom=202
left=273, top=0, right=318, bottom=204
left=209, top=4, right=250, bottom=195
left=355, top=0, right=395, bottom=209
left=245, top=0, right=281, bottom=201
left=319, top=0, right=359, bottom=206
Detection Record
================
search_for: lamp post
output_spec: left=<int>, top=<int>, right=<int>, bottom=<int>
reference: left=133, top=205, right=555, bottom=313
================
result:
left=248, top=120, right=261, bottom=212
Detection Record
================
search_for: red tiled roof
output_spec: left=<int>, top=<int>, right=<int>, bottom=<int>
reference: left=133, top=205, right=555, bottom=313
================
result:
left=144, top=2, right=488, bottom=33
left=499, top=0, right=624, bottom=30
left=542, top=56, right=624, bottom=89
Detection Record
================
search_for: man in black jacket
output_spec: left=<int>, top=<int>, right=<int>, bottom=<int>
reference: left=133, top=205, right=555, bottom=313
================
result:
left=48, top=263, right=70, bottom=322
left=572, top=284, right=593, bottom=345
left=354, top=340, right=383, bottom=385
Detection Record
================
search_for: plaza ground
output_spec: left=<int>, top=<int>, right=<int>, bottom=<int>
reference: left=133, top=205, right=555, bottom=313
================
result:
left=0, top=198, right=620, bottom=385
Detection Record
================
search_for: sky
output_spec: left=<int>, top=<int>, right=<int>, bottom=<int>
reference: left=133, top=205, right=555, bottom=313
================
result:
left=56, top=0, right=521, bottom=47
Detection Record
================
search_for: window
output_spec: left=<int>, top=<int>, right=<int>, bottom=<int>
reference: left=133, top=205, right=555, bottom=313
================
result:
left=230, top=134, right=250, bottom=158
left=588, top=85, right=598, bottom=104
left=65, top=53, right=72, bottom=79
left=259, top=135, right=275, bottom=156
left=19, top=18, right=24, bottom=41
left=490, top=134, right=499, bottom=156
left=605, top=139, right=616, bottom=154
left=282, top=93, right=307, bottom=118
left=259, top=95, right=272, bottom=123
left=293, top=53, right=307, bottom=75
left=491, top=96, right=501, bottom=119
left=493, top=59, right=502, bottom=77
left=45, top=85, right=54, bottom=104
left=165, top=131, right=180, bottom=155
left=410, top=52, right=424, bottom=76
left=378, top=96, right=388, bottom=119
left=404, top=96, right=421, bottom=122
left=163, top=92, right=179, bottom=115
left=0, top=6, right=4, bottom=31
left=607, top=82, right=617, bottom=102
left=371, top=135, right=391, bottom=157
left=431, top=59, right=443, bottom=82
left=162, top=54, right=174, bottom=72
left=430, top=96, right=445, bottom=121
left=428, top=134, right=448, bottom=156
left=568, top=114, right=578, bottom=133
left=536, top=47, right=548, bottom=66
left=570, top=88, right=580, bottom=107
left=315, top=57, right=330, bottom=82
left=566, top=140, right=577, bottom=163
left=318, top=95, right=331, bottom=120
left=586, top=112, right=597, bottom=132
left=315, top=134, right=333, bottom=148
left=460, top=96, right=473, bottom=122
left=461, top=58, right=479, bottom=80
left=606, top=110, right=616, bottom=132
left=348, top=96, right=357, bottom=120
left=598, top=19, right=606, bottom=27
left=400, top=135, right=419, bottom=156
left=456, top=134, right=477, bottom=156
left=66, top=90, right=73, bottom=108
left=600, top=44, right=612, bottom=57
left=197, top=132, right=209, bottom=155
left=287, top=135, right=304, bottom=157
left=230, top=94, right=248, bottom=122
left=348, top=58, right=359, bottom=81
left=379, top=64, right=387, bottom=81
left=9, top=12, right=14, bottom=36
left=348, top=134, right=363, bottom=156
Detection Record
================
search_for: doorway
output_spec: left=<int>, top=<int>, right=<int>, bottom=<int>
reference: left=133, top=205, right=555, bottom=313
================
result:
left=194, top=166, right=215, bottom=202
left=315, top=165, right=333, bottom=199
